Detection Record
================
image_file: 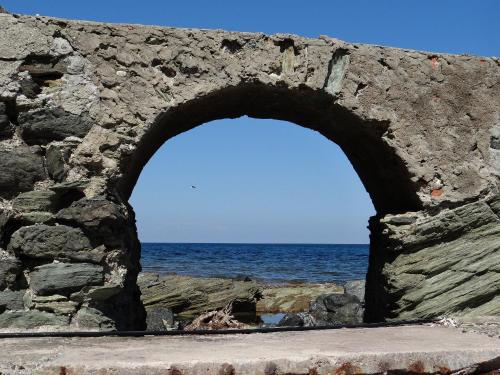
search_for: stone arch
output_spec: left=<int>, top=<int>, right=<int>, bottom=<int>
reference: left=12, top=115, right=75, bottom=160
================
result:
left=118, top=83, right=421, bottom=215
left=0, top=12, right=499, bottom=331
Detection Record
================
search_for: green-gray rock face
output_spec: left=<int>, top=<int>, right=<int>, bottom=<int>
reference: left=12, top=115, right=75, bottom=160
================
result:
left=0, top=310, right=69, bottom=329
left=365, top=199, right=500, bottom=321
left=0, top=255, right=21, bottom=290
left=138, top=273, right=261, bottom=322
left=71, top=306, right=116, bottom=331
left=12, top=190, right=58, bottom=212
left=0, top=290, right=25, bottom=311
left=29, top=262, right=103, bottom=296
left=8, top=224, right=104, bottom=263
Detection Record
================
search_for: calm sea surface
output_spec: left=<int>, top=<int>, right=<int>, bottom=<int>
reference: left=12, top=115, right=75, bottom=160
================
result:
left=141, top=243, right=369, bottom=284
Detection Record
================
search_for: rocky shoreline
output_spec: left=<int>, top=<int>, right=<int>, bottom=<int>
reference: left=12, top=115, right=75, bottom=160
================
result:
left=138, top=272, right=366, bottom=330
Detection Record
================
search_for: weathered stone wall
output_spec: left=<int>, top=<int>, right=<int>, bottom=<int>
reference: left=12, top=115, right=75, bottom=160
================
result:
left=0, top=12, right=498, bottom=330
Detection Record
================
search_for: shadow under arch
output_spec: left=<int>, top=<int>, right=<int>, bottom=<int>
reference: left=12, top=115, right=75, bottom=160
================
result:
left=118, top=83, right=421, bottom=215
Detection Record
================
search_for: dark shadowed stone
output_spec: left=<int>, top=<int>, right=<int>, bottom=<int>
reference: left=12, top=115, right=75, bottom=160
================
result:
left=0, top=310, right=69, bottom=329
left=19, top=78, right=41, bottom=99
left=46, top=145, right=66, bottom=182
left=71, top=306, right=116, bottom=331
left=8, top=224, right=104, bottom=263
left=56, top=197, right=126, bottom=228
left=145, top=306, right=176, bottom=331
left=309, top=293, right=363, bottom=325
left=12, top=190, right=57, bottom=212
left=344, top=280, right=365, bottom=303
left=277, top=312, right=317, bottom=327
left=278, top=313, right=305, bottom=327
left=18, top=107, right=93, bottom=145
left=0, top=102, right=13, bottom=138
left=56, top=197, right=128, bottom=246
left=0, top=256, right=21, bottom=290
left=29, top=262, right=103, bottom=296
left=0, top=209, right=12, bottom=241
left=49, top=180, right=89, bottom=197
left=0, top=290, right=25, bottom=311
left=0, top=146, right=46, bottom=199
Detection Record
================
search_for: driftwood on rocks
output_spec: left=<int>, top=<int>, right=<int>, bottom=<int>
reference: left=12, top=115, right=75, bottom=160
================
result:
left=184, top=304, right=248, bottom=331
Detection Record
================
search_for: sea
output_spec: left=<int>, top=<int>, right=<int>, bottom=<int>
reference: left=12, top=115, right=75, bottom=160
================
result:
left=140, top=243, right=369, bottom=284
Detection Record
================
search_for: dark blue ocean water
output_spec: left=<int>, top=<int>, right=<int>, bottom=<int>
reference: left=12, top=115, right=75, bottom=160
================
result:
left=140, top=243, right=369, bottom=284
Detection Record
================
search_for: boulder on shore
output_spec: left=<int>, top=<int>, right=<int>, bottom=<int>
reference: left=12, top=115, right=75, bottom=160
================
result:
left=278, top=280, right=366, bottom=327
left=138, top=273, right=262, bottom=328
left=257, top=282, right=344, bottom=314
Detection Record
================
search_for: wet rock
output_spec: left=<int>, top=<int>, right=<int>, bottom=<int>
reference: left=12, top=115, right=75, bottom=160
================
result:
left=344, top=280, right=365, bottom=303
left=0, top=310, right=69, bottom=330
left=0, top=290, right=25, bottom=311
left=0, top=146, right=46, bottom=199
left=29, top=262, right=103, bottom=296
left=9, top=224, right=104, bottom=263
left=18, top=107, right=93, bottom=145
left=309, top=293, right=364, bottom=325
left=71, top=306, right=116, bottom=331
left=145, top=306, right=177, bottom=331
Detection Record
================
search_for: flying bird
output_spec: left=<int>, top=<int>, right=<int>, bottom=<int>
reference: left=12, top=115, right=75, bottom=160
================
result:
left=191, top=185, right=197, bottom=189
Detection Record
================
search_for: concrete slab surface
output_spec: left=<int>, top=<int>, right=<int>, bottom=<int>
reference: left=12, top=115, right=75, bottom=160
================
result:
left=0, top=325, right=499, bottom=374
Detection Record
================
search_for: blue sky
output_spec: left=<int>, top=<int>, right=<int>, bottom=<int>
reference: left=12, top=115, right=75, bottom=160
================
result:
left=4, top=1, right=499, bottom=243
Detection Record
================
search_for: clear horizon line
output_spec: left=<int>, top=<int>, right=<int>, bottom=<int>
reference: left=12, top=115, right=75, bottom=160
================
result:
left=140, top=241, right=369, bottom=245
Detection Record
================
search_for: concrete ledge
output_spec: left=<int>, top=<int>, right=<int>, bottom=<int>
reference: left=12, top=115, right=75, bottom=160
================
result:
left=0, top=325, right=499, bottom=374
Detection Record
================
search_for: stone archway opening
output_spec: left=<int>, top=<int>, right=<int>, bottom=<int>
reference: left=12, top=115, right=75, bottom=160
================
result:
left=129, top=114, right=376, bottom=329
left=117, top=84, right=422, bottom=328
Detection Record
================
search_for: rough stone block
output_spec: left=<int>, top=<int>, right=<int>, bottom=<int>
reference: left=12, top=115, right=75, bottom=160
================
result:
left=71, top=306, right=116, bottom=331
left=29, top=262, right=103, bottom=296
left=0, top=146, right=46, bottom=199
left=0, top=290, right=25, bottom=311
left=0, top=310, right=69, bottom=329
left=0, top=255, right=21, bottom=290
left=12, top=190, right=57, bottom=212
left=8, top=224, right=104, bottom=263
